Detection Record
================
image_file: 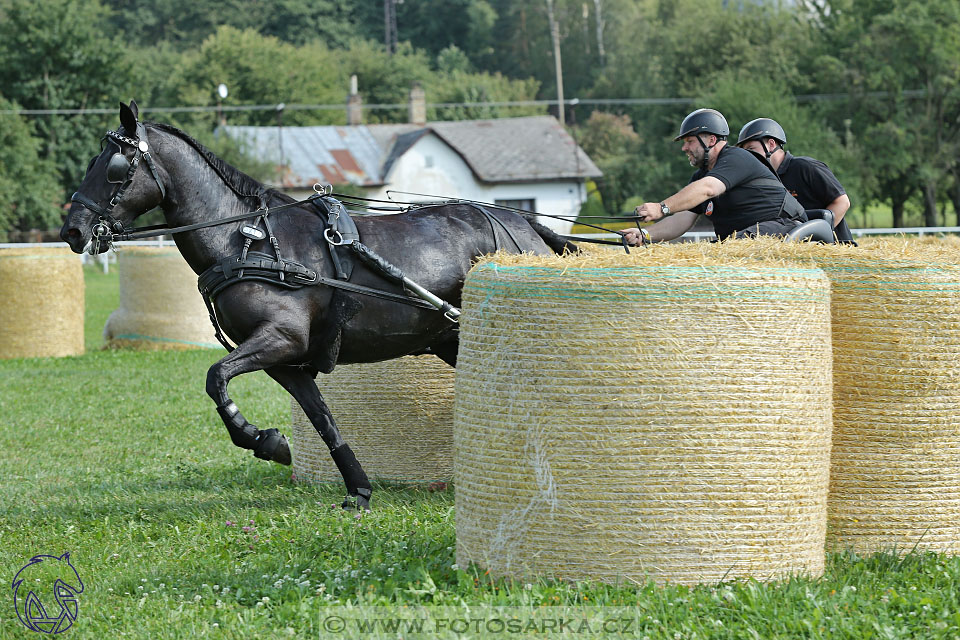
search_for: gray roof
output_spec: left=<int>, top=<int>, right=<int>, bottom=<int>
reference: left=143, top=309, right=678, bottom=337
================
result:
left=220, top=116, right=601, bottom=189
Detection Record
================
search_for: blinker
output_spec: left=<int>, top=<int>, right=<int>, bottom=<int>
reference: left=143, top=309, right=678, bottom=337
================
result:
left=106, top=153, right=131, bottom=183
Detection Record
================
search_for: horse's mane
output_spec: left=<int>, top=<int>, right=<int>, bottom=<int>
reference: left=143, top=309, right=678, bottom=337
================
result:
left=147, top=122, right=294, bottom=205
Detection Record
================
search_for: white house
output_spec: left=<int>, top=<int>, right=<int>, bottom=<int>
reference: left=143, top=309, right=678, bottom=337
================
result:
left=219, top=115, right=601, bottom=234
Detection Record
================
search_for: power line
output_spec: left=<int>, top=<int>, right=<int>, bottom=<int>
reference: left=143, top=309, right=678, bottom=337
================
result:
left=0, top=91, right=931, bottom=117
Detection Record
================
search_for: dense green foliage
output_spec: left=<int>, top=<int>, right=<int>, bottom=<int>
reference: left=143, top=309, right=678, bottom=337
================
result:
left=0, top=265, right=959, bottom=639
left=0, top=98, right=63, bottom=241
left=1, top=0, right=959, bottom=234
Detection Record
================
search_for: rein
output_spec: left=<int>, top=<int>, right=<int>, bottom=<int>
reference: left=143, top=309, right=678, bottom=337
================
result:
left=341, top=190, right=637, bottom=253
left=110, top=194, right=325, bottom=242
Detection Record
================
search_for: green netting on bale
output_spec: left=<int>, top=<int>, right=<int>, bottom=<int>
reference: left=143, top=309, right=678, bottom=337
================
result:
left=454, top=252, right=833, bottom=586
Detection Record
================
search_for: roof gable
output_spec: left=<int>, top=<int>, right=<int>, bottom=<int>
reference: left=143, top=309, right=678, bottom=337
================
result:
left=220, top=116, right=601, bottom=189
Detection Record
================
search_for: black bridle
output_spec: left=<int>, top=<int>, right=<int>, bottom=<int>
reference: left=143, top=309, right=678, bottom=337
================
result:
left=70, top=122, right=167, bottom=251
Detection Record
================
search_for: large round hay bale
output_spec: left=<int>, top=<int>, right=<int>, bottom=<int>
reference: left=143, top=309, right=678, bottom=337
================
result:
left=690, top=237, right=960, bottom=556
left=0, top=247, right=84, bottom=359
left=454, top=250, right=833, bottom=585
left=290, top=355, right=455, bottom=483
left=104, top=246, right=219, bottom=349
left=813, top=240, right=960, bottom=555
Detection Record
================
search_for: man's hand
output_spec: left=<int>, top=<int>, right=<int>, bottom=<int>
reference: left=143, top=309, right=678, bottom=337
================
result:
left=635, top=202, right=665, bottom=222
left=620, top=228, right=649, bottom=247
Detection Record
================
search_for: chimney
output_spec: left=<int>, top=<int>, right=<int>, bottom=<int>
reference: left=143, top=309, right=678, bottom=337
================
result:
left=346, top=74, right=363, bottom=125
left=408, top=83, right=426, bottom=125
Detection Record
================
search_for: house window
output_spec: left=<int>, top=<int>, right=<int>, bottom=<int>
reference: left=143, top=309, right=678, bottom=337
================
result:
left=495, top=199, right=535, bottom=213
left=425, top=155, right=434, bottom=168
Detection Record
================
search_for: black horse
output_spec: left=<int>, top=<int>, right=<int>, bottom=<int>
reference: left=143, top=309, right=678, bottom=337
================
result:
left=61, top=101, right=573, bottom=509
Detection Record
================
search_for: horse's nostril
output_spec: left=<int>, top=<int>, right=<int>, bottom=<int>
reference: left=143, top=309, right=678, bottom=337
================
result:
left=66, top=228, right=81, bottom=239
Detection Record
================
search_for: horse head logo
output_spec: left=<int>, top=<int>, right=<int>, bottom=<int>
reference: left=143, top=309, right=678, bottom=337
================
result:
left=12, top=553, right=84, bottom=634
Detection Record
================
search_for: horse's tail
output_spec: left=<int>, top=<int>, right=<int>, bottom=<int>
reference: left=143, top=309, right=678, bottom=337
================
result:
left=523, top=217, right=580, bottom=255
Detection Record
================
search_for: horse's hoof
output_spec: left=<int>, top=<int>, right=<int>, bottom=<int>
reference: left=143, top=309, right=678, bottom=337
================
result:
left=341, top=489, right=372, bottom=512
left=253, top=428, right=291, bottom=465
left=272, top=435, right=291, bottom=465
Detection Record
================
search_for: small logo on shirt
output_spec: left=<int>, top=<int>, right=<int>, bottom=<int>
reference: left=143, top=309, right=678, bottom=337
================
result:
left=705, top=201, right=714, bottom=216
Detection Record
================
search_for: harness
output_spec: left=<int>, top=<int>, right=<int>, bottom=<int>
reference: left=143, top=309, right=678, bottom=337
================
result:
left=72, top=122, right=468, bottom=353
left=193, top=195, right=463, bottom=352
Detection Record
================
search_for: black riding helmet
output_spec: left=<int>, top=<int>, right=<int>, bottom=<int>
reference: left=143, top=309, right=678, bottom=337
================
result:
left=674, top=108, right=730, bottom=141
left=736, top=118, right=786, bottom=158
left=674, top=108, right=729, bottom=170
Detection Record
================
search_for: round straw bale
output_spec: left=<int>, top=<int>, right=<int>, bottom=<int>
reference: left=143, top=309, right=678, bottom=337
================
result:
left=0, top=247, right=84, bottom=359
left=811, top=242, right=960, bottom=555
left=454, top=250, right=833, bottom=585
left=290, top=355, right=455, bottom=483
left=685, top=237, right=960, bottom=555
left=104, top=246, right=219, bottom=349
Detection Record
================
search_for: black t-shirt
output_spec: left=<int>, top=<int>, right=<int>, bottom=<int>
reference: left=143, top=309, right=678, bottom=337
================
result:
left=777, top=152, right=854, bottom=243
left=689, top=145, right=799, bottom=239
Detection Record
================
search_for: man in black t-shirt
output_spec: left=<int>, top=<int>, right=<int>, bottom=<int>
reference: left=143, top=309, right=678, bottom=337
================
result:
left=622, top=109, right=807, bottom=246
left=736, top=118, right=854, bottom=244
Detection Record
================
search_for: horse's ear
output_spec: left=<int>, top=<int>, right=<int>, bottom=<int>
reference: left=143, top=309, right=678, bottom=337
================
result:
left=119, top=100, right=138, bottom=134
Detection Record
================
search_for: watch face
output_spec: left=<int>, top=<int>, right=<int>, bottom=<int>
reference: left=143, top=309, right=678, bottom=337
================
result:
left=660, top=203, right=669, bottom=214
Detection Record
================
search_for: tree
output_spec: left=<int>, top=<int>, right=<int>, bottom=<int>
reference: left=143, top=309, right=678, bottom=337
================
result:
left=0, top=97, right=63, bottom=239
left=101, top=0, right=363, bottom=48
left=0, top=0, right=134, bottom=195
left=866, top=0, right=960, bottom=227
left=575, top=111, right=642, bottom=214
left=810, top=0, right=960, bottom=227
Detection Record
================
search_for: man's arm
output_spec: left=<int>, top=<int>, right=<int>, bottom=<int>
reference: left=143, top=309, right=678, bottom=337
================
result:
left=826, top=193, right=850, bottom=226
left=621, top=210, right=698, bottom=245
left=634, top=176, right=727, bottom=222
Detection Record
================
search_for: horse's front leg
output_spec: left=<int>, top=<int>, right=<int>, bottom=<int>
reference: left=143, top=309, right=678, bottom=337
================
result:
left=205, top=324, right=303, bottom=466
left=267, top=366, right=372, bottom=511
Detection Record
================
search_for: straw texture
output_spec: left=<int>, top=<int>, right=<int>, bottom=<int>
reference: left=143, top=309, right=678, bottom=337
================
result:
left=680, top=237, right=960, bottom=555
left=104, top=247, right=219, bottom=349
left=0, top=247, right=84, bottom=359
left=290, top=355, right=455, bottom=483
left=454, top=250, right=833, bottom=585
left=812, top=240, right=960, bottom=555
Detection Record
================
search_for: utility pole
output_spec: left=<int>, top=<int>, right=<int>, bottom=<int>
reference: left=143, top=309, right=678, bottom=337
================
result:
left=593, top=0, right=606, bottom=66
left=384, top=0, right=399, bottom=54
left=546, top=0, right=565, bottom=126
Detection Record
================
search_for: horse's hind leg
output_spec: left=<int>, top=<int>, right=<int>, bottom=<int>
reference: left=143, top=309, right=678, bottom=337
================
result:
left=267, top=366, right=372, bottom=510
left=205, top=327, right=305, bottom=466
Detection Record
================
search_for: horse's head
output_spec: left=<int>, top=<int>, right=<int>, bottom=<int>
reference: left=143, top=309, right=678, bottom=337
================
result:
left=60, top=100, right=167, bottom=254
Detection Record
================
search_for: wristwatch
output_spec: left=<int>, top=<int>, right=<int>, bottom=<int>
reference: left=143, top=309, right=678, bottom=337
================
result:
left=659, top=202, right=671, bottom=217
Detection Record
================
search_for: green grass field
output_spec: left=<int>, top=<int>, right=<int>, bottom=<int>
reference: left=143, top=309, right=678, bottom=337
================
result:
left=1, top=265, right=959, bottom=638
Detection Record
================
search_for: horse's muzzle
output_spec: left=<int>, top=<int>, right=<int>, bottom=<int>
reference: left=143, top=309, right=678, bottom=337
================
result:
left=60, top=225, right=89, bottom=254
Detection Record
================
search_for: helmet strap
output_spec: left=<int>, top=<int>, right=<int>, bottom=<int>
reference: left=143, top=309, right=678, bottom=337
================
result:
left=763, top=137, right=782, bottom=160
left=695, top=134, right=717, bottom=171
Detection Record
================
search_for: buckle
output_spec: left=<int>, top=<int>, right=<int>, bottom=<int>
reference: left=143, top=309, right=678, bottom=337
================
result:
left=324, top=227, right=344, bottom=245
